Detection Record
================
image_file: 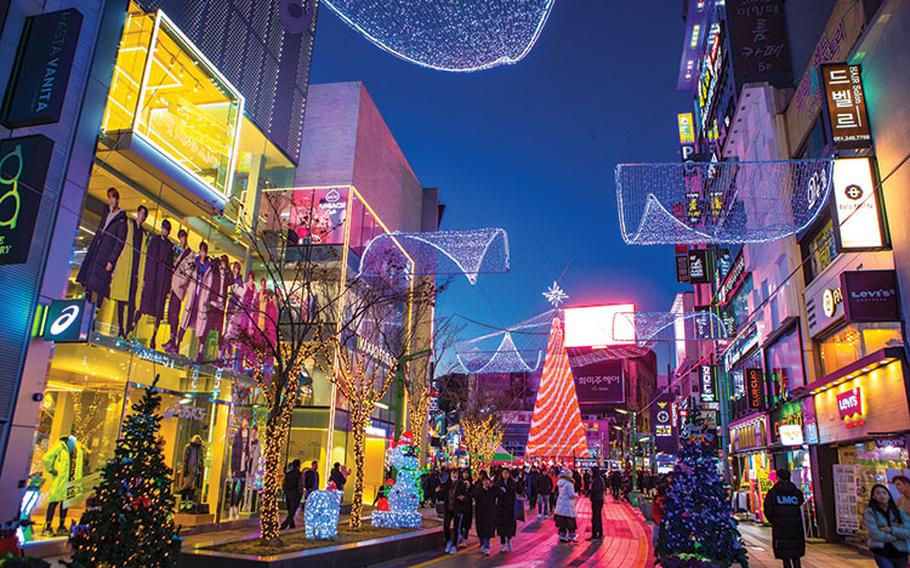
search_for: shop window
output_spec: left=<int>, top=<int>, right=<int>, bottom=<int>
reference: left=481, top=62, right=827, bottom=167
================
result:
left=818, top=322, right=904, bottom=376
left=765, top=325, right=806, bottom=405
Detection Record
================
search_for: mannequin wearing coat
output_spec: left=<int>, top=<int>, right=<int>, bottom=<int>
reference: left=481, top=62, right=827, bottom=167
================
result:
left=76, top=187, right=127, bottom=304
left=177, top=242, right=212, bottom=357
left=110, top=206, right=148, bottom=337
left=42, top=435, right=85, bottom=534
left=163, top=230, right=195, bottom=354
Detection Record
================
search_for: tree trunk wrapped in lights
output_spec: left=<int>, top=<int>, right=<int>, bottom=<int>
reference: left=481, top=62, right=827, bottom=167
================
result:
left=461, top=414, right=503, bottom=474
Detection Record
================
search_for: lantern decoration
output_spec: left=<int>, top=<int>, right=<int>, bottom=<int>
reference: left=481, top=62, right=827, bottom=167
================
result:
left=372, top=431, right=422, bottom=528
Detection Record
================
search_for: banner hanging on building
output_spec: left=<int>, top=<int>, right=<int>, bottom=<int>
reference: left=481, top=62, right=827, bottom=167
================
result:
left=651, top=392, right=678, bottom=455
left=746, top=368, right=765, bottom=410
left=820, top=63, right=872, bottom=149
left=573, top=359, right=625, bottom=408
left=700, top=365, right=717, bottom=403
left=0, top=135, right=55, bottom=265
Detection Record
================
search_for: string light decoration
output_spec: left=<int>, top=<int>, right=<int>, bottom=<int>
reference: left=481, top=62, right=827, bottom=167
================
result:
left=543, top=280, right=569, bottom=307
left=304, top=485, right=344, bottom=539
left=372, top=431, right=422, bottom=528
left=460, top=415, right=504, bottom=475
left=66, top=377, right=182, bottom=567
left=358, top=228, right=510, bottom=285
left=525, top=316, right=588, bottom=458
left=456, top=333, right=542, bottom=374
left=611, top=310, right=729, bottom=346
left=615, top=158, right=834, bottom=244
left=322, top=0, right=556, bottom=72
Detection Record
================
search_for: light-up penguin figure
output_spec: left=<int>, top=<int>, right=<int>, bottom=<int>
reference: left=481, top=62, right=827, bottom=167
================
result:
left=371, top=431, right=422, bottom=529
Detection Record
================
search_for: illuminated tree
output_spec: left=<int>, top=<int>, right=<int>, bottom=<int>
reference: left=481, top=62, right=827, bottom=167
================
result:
left=461, top=414, right=504, bottom=474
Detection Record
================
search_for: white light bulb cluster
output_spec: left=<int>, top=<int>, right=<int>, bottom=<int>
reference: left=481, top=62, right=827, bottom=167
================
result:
left=359, top=228, right=510, bottom=285
left=371, top=444, right=422, bottom=529
left=304, top=488, right=344, bottom=540
left=615, top=159, right=834, bottom=244
left=322, top=0, right=556, bottom=72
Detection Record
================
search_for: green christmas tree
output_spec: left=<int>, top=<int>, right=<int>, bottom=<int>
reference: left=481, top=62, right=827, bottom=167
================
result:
left=66, top=378, right=182, bottom=567
left=656, top=419, right=748, bottom=568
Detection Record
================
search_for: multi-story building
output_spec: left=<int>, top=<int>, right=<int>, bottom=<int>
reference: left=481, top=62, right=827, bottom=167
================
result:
left=670, top=0, right=908, bottom=545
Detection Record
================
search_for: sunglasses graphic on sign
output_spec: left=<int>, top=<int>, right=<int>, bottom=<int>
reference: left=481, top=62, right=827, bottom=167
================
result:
left=0, top=145, right=23, bottom=229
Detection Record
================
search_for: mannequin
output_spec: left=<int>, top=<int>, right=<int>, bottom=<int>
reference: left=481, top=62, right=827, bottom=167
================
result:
left=228, top=420, right=249, bottom=520
left=42, top=435, right=84, bottom=535
left=134, top=219, right=174, bottom=348
left=76, top=187, right=127, bottom=305
left=180, top=435, right=205, bottom=505
left=222, top=261, right=244, bottom=360
left=244, top=425, right=261, bottom=512
left=177, top=242, right=213, bottom=360
left=202, top=255, right=229, bottom=362
left=163, top=230, right=195, bottom=354
left=110, top=206, right=148, bottom=337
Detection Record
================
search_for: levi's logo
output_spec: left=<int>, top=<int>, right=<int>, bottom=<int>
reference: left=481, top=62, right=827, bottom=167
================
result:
left=850, top=288, right=896, bottom=300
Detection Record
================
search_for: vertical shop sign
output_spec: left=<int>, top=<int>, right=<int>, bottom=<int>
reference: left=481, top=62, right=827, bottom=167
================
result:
left=746, top=368, right=765, bottom=410
left=675, top=254, right=690, bottom=283
left=688, top=249, right=710, bottom=284
left=0, top=135, right=55, bottom=265
left=727, top=0, right=792, bottom=87
left=1, top=9, right=84, bottom=128
left=700, top=365, right=717, bottom=403
left=651, top=392, right=678, bottom=454
left=821, top=63, right=872, bottom=149
left=832, top=157, right=883, bottom=250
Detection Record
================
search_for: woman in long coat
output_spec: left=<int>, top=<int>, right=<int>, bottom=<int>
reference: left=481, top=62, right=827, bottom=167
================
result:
left=495, top=468, right=518, bottom=552
left=554, top=468, right=578, bottom=543
left=76, top=187, right=127, bottom=302
left=136, top=219, right=174, bottom=347
left=473, top=474, right=497, bottom=555
left=178, top=243, right=212, bottom=350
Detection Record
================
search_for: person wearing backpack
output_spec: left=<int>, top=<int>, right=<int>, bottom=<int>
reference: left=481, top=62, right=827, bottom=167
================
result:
left=865, top=483, right=910, bottom=568
left=280, top=460, right=303, bottom=529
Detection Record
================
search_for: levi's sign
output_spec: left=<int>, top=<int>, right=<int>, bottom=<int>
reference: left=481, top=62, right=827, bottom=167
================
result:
left=836, top=387, right=863, bottom=427
left=1, top=9, right=83, bottom=128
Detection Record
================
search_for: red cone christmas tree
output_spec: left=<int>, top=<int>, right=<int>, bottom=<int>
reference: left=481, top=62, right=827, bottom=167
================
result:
left=526, top=316, right=588, bottom=458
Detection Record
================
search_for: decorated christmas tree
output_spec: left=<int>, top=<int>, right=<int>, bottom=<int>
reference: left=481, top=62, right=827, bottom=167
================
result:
left=66, top=379, right=181, bottom=567
left=657, top=418, right=748, bottom=568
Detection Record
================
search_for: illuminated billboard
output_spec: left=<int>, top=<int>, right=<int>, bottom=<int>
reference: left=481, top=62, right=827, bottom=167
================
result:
left=563, top=304, right=636, bottom=348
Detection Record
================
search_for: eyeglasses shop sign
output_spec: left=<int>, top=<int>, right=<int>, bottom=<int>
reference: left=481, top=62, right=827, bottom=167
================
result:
left=833, top=158, right=883, bottom=250
left=0, top=135, right=55, bottom=264
left=1, top=8, right=83, bottom=128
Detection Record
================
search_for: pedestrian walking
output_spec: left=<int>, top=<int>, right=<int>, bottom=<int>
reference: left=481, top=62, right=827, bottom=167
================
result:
left=439, top=469, right=457, bottom=554
left=495, top=468, right=518, bottom=553
left=303, top=460, right=319, bottom=499
left=329, top=462, right=348, bottom=492
left=587, top=466, right=606, bottom=541
left=554, top=468, right=578, bottom=543
left=573, top=468, right=582, bottom=494
left=762, top=469, right=806, bottom=568
left=536, top=466, right=554, bottom=518
left=865, top=483, right=910, bottom=568
left=549, top=467, right=559, bottom=512
left=446, top=469, right=471, bottom=552
left=527, top=467, right=539, bottom=509
left=459, top=470, right=474, bottom=546
left=280, top=459, right=303, bottom=530
left=473, top=475, right=497, bottom=556
left=609, top=469, right=622, bottom=501
left=583, top=469, right=591, bottom=494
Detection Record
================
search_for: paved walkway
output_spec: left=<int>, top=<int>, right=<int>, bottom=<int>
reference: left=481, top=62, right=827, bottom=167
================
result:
left=739, top=523, right=874, bottom=568
left=373, top=497, right=654, bottom=568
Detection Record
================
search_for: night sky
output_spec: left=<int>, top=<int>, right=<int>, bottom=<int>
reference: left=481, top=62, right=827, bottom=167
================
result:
left=310, top=3, right=694, bottom=354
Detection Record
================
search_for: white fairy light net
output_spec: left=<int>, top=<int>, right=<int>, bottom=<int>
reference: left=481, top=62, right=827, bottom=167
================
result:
left=613, top=311, right=728, bottom=346
left=323, top=0, right=555, bottom=72
left=455, top=310, right=555, bottom=374
left=358, top=228, right=509, bottom=284
left=616, top=159, right=834, bottom=244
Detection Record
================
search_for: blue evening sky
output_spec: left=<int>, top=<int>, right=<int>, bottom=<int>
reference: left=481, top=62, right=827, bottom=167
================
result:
left=310, top=3, right=693, bottom=355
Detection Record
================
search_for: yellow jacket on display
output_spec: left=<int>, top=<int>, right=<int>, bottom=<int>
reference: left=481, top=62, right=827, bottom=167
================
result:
left=42, top=439, right=85, bottom=503
left=110, top=219, right=147, bottom=303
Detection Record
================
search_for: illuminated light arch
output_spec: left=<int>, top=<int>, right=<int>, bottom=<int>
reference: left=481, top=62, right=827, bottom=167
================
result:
left=322, top=0, right=556, bottom=72
left=612, top=310, right=729, bottom=346
left=358, top=228, right=510, bottom=284
left=456, top=332, right=542, bottom=374
left=615, top=159, right=834, bottom=244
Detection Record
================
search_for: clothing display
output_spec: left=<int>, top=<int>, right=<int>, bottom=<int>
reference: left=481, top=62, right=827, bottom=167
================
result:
left=178, top=255, right=213, bottom=346
left=42, top=436, right=85, bottom=532
left=180, top=435, right=205, bottom=503
left=110, top=216, right=147, bottom=336
left=76, top=205, right=127, bottom=300
left=165, top=246, right=195, bottom=350
left=137, top=233, right=175, bottom=320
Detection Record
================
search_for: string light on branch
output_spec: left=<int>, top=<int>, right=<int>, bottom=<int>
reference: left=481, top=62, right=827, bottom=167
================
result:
left=322, top=0, right=556, bottom=72
left=615, top=158, right=834, bottom=244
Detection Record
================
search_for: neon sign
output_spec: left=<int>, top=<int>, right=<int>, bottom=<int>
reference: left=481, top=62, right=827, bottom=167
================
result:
left=836, top=387, right=864, bottom=427
left=0, top=135, right=54, bottom=265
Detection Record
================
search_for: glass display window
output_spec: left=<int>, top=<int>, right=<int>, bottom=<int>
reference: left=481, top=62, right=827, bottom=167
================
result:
left=764, top=324, right=806, bottom=404
left=818, top=322, right=904, bottom=376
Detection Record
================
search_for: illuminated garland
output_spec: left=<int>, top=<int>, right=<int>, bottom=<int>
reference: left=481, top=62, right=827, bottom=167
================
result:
left=461, top=415, right=503, bottom=474
left=615, top=159, right=834, bottom=244
left=456, top=332, right=542, bottom=374
left=611, top=310, right=729, bottom=346
left=525, top=317, right=587, bottom=457
left=359, top=229, right=510, bottom=285
left=323, top=0, right=556, bottom=72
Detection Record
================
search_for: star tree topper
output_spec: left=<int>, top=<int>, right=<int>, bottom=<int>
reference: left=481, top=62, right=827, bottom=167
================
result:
left=543, top=281, right=569, bottom=307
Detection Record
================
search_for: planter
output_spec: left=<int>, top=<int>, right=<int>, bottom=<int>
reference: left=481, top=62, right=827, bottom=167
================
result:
left=181, top=525, right=444, bottom=568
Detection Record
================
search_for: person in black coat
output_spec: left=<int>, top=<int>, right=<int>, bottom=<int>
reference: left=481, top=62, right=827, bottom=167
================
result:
left=762, top=469, right=806, bottom=567
left=473, top=476, right=497, bottom=555
left=527, top=467, right=540, bottom=509
left=438, top=470, right=457, bottom=553
left=536, top=469, right=554, bottom=518
left=608, top=469, right=623, bottom=501
left=453, top=470, right=472, bottom=548
left=588, top=467, right=607, bottom=541
left=495, top=469, right=518, bottom=552
left=280, top=459, right=303, bottom=529
left=76, top=187, right=128, bottom=303
left=134, top=219, right=174, bottom=348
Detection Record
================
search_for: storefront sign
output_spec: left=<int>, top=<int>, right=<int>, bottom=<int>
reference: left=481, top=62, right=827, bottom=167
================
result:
left=727, top=0, right=792, bottom=87
left=1, top=9, right=83, bottom=128
left=841, top=270, right=899, bottom=322
left=651, top=393, right=678, bottom=454
left=42, top=298, right=93, bottom=342
left=688, top=249, right=710, bottom=284
left=574, top=359, right=625, bottom=405
left=875, top=438, right=905, bottom=449
left=746, top=368, right=765, bottom=410
left=822, top=286, right=843, bottom=318
left=723, top=325, right=759, bottom=372
left=821, top=63, right=872, bottom=149
left=716, top=251, right=746, bottom=305
left=700, top=365, right=716, bottom=403
left=832, top=158, right=883, bottom=250
left=675, top=254, right=690, bottom=283
left=730, top=416, right=767, bottom=452
left=0, top=135, right=55, bottom=264
left=836, top=387, right=864, bottom=427
left=778, top=424, right=804, bottom=446
left=677, top=112, right=696, bottom=144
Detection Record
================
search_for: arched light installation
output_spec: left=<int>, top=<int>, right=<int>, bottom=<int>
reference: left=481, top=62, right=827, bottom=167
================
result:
left=612, top=310, right=729, bottom=347
left=456, top=332, right=542, bottom=374
left=615, top=158, right=834, bottom=244
left=322, top=0, right=556, bottom=72
left=358, top=228, right=510, bottom=284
